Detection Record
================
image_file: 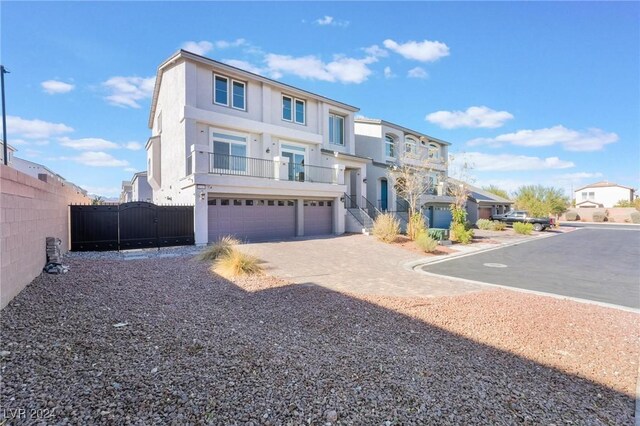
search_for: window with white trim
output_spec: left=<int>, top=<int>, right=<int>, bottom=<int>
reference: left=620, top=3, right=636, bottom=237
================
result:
left=282, top=95, right=305, bottom=124
left=385, top=135, right=395, bottom=158
left=329, top=113, right=345, bottom=146
left=405, top=136, right=417, bottom=154
left=213, top=73, right=246, bottom=110
left=428, top=142, right=440, bottom=159
left=210, top=129, right=248, bottom=172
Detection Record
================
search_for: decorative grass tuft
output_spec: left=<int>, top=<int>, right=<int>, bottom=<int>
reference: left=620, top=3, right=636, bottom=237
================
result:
left=213, top=249, right=262, bottom=278
left=198, top=236, right=240, bottom=261
left=372, top=213, right=401, bottom=243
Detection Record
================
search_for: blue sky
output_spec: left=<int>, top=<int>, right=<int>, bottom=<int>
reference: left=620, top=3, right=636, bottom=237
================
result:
left=2, top=1, right=638, bottom=198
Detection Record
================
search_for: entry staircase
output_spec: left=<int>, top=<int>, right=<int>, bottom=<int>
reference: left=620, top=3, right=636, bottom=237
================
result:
left=344, top=194, right=378, bottom=235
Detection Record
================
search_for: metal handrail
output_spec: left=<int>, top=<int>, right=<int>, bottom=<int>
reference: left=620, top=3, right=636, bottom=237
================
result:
left=362, top=196, right=382, bottom=220
left=210, top=153, right=275, bottom=179
left=289, top=162, right=336, bottom=184
left=343, top=193, right=367, bottom=227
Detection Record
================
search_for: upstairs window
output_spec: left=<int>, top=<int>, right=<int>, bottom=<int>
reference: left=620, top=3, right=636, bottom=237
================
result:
left=329, top=113, right=345, bottom=146
left=213, top=73, right=246, bottom=110
left=282, top=95, right=306, bottom=124
left=385, top=135, right=395, bottom=158
left=405, top=136, right=417, bottom=154
left=428, top=142, right=440, bottom=159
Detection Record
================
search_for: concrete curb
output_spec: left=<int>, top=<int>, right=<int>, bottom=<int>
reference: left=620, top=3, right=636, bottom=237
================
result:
left=404, top=228, right=571, bottom=270
left=560, top=221, right=640, bottom=227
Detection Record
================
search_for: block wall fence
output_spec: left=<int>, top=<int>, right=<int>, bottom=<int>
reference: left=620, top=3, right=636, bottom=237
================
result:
left=0, top=165, right=91, bottom=309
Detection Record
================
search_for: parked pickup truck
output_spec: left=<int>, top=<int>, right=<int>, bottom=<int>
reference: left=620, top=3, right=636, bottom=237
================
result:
left=489, top=210, right=555, bottom=231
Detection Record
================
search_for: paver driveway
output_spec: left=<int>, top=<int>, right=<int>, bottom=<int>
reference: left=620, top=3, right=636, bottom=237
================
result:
left=238, top=234, right=483, bottom=298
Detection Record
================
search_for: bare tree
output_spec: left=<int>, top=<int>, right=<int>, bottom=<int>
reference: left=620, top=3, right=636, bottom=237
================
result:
left=447, top=154, right=475, bottom=224
left=388, top=143, right=443, bottom=237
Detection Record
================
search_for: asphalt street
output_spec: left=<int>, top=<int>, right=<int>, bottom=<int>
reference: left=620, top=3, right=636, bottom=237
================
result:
left=421, top=227, right=640, bottom=309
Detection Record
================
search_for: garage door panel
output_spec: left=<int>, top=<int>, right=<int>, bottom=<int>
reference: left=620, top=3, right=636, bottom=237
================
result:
left=304, top=200, right=333, bottom=236
left=208, top=199, right=296, bottom=242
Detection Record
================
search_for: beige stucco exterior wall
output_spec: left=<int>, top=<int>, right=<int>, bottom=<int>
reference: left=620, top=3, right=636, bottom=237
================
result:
left=0, top=165, right=91, bottom=309
left=574, top=186, right=634, bottom=208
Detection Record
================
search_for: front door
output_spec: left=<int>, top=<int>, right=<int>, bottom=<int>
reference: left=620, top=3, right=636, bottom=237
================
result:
left=380, top=179, right=388, bottom=211
left=281, top=144, right=306, bottom=181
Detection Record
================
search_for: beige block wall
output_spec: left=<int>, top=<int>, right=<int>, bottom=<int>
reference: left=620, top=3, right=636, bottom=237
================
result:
left=0, top=165, right=90, bottom=309
left=561, top=207, right=638, bottom=222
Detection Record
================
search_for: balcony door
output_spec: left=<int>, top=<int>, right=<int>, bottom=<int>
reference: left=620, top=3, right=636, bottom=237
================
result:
left=281, top=143, right=306, bottom=181
left=210, top=129, right=247, bottom=172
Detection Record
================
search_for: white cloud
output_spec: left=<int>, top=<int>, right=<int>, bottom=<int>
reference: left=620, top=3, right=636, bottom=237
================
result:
left=41, top=80, right=75, bottom=94
left=557, top=172, right=603, bottom=180
left=426, top=106, right=514, bottom=129
left=58, top=136, right=120, bottom=150
left=181, top=40, right=214, bottom=56
left=383, top=66, right=395, bottom=79
left=363, top=45, right=388, bottom=58
left=467, top=125, right=618, bottom=152
left=123, top=167, right=138, bottom=173
left=383, top=39, right=450, bottom=62
left=223, top=59, right=267, bottom=75
left=265, top=53, right=377, bottom=84
left=124, top=141, right=143, bottom=151
left=5, top=115, right=73, bottom=139
left=102, top=76, right=155, bottom=108
left=407, top=67, right=428, bottom=79
left=453, top=152, right=575, bottom=172
left=181, top=39, right=246, bottom=56
left=65, top=151, right=129, bottom=167
left=315, top=16, right=349, bottom=27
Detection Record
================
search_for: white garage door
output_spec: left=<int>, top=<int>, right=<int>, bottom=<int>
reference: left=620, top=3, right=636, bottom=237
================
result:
left=303, top=200, right=333, bottom=236
left=208, top=198, right=296, bottom=242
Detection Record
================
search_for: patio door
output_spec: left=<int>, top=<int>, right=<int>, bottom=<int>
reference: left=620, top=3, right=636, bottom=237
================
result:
left=210, top=129, right=247, bottom=172
left=281, top=143, right=306, bottom=181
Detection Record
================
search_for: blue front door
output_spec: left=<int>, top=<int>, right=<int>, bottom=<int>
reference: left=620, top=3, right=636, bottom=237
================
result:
left=380, top=179, right=388, bottom=211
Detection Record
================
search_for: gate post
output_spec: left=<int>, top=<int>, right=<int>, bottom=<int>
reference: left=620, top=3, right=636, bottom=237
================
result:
left=194, top=187, right=208, bottom=245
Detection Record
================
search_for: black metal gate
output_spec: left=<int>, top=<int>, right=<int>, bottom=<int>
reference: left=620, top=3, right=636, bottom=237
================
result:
left=70, top=202, right=194, bottom=251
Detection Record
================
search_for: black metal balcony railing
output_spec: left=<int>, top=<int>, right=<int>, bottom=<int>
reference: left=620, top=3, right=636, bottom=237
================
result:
left=210, top=153, right=275, bottom=179
left=207, top=153, right=336, bottom=184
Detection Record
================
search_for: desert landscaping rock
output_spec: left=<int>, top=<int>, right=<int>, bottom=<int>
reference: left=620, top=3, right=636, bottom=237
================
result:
left=0, top=255, right=637, bottom=424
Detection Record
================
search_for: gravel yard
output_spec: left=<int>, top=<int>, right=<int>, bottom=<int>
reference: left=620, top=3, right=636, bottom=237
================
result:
left=1, top=254, right=638, bottom=424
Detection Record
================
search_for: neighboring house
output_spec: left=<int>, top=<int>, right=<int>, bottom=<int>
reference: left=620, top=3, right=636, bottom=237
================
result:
left=354, top=118, right=455, bottom=228
left=2, top=141, right=87, bottom=196
left=120, top=181, right=133, bottom=203
left=574, top=181, right=635, bottom=208
left=451, top=179, right=514, bottom=224
left=146, top=50, right=369, bottom=244
left=131, top=171, right=153, bottom=202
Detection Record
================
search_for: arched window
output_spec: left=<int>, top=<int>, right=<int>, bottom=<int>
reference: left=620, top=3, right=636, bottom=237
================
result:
left=428, top=143, right=440, bottom=160
left=405, top=136, right=417, bottom=154
left=384, top=134, right=395, bottom=158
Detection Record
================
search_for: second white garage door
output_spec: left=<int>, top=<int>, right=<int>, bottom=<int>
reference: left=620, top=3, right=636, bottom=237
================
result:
left=208, top=198, right=296, bottom=243
left=304, top=200, right=333, bottom=236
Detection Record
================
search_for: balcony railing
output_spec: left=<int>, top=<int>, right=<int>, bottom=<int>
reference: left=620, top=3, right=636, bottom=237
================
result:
left=203, top=153, right=339, bottom=185
left=210, top=153, right=275, bottom=179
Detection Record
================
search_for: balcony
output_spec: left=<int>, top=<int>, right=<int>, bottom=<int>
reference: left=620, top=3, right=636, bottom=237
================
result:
left=186, top=146, right=344, bottom=185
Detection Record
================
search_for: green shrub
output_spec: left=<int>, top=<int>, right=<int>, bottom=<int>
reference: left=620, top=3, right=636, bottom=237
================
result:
left=408, top=212, right=427, bottom=241
left=565, top=211, right=579, bottom=221
left=490, top=221, right=506, bottom=231
left=198, top=236, right=240, bottom=261
left=476, top=219, right=493, bottom=230
left=428, top=228, right=448, bottom=241
left=415, top=232, right=438, bottom=253
left=213, top=248, right=262, bottom=278
left=513, top=222, right=533, bottom=235
left=630, top=211, right=640, bottom=224
left=592, top=212, right=607, bottom=222
left=450, top=205, right=467, bottom=225
left=372, top=213, right=401, bottom=243
left=451, top=223, right=474, bottom=244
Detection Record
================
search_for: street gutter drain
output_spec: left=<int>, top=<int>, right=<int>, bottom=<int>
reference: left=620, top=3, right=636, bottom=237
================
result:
left=483, top=263, right=508, bottom=268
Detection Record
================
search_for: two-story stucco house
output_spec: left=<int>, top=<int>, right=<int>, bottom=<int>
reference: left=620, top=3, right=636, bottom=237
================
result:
left=574, top=181, right=636, bottom=208
left=146, top=50, right=370, bottom=244
left=354, top=118, right=455, bottom=228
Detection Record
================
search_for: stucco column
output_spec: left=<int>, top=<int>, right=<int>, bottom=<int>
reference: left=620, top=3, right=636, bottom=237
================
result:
left=273, top=156, right=289, bottom=181
left=296, top=198, right=304, bottom=237
left=334, top=196, right=345, bottom=235
left=333, top=164, right=345, bottom=185
left=191, top=144, right=210, bottom=174
left=193, top=187, right=208, bottom=245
